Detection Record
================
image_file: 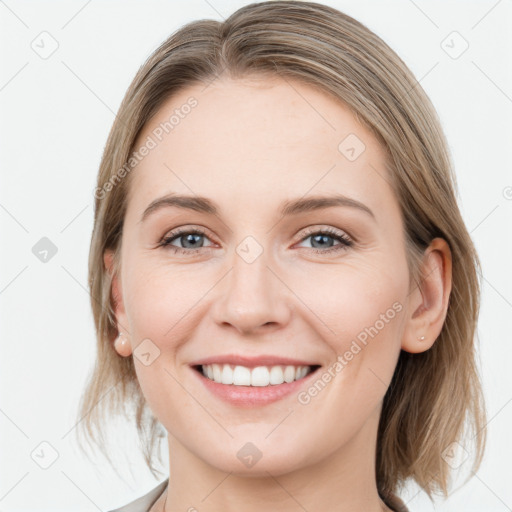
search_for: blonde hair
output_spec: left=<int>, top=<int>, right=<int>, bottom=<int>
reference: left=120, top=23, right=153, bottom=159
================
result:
left=77, top=0, right=486, bottom=500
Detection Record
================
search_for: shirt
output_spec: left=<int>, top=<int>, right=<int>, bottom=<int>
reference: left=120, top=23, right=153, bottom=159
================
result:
left=107, top=478, right=410, bottom=512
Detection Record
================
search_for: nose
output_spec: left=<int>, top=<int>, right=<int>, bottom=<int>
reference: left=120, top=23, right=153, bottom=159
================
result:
left=211, top=248, right=292, bottom=336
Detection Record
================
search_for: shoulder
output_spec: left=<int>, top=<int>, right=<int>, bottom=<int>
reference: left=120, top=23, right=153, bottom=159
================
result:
left=106, top=479, right=168, bottom=512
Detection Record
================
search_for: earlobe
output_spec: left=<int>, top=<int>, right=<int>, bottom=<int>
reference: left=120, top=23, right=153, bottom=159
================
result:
left=402, top=238, right=452, bottom=354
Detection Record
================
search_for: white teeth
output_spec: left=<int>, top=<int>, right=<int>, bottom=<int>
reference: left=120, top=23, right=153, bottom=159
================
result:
left=221, top=365, right=234, bottom=385
left=200, top=364, right=313, bottom=386
left=284, top=366, right=296, bottom=383
left=296, top=367, right=308, bottom=380
left=213, top=364, right=222, bottom=383
left=251, top=366, right=270, bottom=386
left=233, top=365, right=251, bottom=385
left=269, top=366, right=284, bottom=385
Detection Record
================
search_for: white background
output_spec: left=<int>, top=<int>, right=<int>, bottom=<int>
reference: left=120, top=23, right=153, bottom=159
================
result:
left=1, top=0, right=511, bottom=511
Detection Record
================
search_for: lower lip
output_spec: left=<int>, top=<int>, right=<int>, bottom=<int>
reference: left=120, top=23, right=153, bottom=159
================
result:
left=192, top=367, right=320, bottom=407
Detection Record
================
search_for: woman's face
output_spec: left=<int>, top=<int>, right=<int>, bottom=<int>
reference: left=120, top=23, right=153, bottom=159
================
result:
left=110, top=75, right=414, bottom=475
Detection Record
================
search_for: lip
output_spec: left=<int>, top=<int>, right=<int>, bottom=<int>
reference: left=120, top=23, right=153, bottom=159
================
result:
left=190, top=360, right=321, bottom=408
left=189, top=354, right=319, bottom=368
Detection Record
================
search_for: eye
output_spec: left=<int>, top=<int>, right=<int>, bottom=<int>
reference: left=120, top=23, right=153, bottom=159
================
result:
left=159, top=226, right=354, bottom=256
left=159, top=227, right=214, bottom=255
left=296, top=226, right=353, bottom=254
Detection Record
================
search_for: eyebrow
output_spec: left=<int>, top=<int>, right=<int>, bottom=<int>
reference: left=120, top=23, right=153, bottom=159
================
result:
left=139, top=192, right=375, bottom=223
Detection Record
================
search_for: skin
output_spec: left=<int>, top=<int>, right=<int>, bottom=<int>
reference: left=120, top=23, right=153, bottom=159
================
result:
left=104, top=75, right=452, bottom=512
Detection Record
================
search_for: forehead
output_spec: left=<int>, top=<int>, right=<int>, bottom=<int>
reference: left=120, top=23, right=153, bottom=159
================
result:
left=128, top=75, right=395, bottom=219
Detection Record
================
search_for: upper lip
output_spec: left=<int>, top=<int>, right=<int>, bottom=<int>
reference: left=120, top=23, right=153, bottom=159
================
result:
left=190, top=354, right=320, bottom=368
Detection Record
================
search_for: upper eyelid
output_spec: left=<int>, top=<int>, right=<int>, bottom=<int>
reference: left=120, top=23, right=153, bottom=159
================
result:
left=299, top=225, right=350, bottom=237
left=162, top=225, right=348, bottom=236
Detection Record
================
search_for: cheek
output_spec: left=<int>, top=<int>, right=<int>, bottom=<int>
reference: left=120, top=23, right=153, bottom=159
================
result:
left=122, top=262, right=205, bottom=428
left=123, top=260, right=208, bottom=344
left=307, top=261, right=406, bottom=341
left=302, top=259, right=407, bottom=400
left=290, top=269, right=406, bottom=451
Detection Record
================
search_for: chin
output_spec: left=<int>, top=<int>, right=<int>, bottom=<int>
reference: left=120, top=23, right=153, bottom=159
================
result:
left=193, top=437, right=313, bottom=477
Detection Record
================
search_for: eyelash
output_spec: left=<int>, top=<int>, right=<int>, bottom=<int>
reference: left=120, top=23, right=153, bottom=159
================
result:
left=159, top=226, right=353, bottom=256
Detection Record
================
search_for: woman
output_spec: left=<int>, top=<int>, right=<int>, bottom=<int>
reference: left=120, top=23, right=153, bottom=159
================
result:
left=77, top=2, right=486, bottom=511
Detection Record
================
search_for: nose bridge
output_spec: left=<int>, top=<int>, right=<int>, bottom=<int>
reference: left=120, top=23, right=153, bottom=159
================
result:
left=213, top=235, right=290, bottom=334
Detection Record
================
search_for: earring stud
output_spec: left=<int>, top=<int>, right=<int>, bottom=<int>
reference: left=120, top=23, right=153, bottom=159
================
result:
left=114, top=331, right=131, bottom=356
left=418, top=335, right=425, bottom=341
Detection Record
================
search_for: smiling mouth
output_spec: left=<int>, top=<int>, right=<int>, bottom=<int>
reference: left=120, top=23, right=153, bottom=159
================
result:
left=193, top=364, right=321, bottom=387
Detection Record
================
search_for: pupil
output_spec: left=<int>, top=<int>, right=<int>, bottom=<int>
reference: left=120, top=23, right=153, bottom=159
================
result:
left=183, top=234, right=202, bottom=248
left=312, top=234, right=332, bottom=248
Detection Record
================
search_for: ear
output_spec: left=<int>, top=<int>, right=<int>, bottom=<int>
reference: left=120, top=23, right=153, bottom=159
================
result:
left=401, top=238, right=452, bottom=354
left=104, top=249, right=131, bottom=355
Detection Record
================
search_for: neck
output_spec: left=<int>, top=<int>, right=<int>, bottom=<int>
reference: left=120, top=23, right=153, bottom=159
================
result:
left=161, top=406, right=390, bottom=512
